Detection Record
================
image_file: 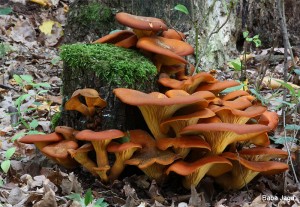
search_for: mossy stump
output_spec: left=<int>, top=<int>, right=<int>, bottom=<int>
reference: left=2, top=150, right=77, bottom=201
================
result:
left=60, top=43, right=158, bottom=131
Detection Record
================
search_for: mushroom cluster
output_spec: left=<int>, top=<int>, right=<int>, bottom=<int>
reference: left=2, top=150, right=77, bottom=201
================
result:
left=18, top=12, right=289, bottom=190
left=93, top=12, right=195, bottom=78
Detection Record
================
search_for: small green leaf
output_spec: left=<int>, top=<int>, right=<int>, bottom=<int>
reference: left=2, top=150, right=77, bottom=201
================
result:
left=228, top=59, right=242, bottom=71
left=174, top=4, right=189, bottom=15
left=221, top=84, right=244, bottom=93
left=285, top=124, right=300, bottom=131
left=12, top=132, right=26, bottom=141
left=253, top=39, right=262, bottom=47
left=246, top=37, right=253, bottom=42
left=14, top=94, right=31, bottom=108
left=29, top=119, right=39, bottom=129
left=0, top=7, right=13, bottom=15
left=51, top=56, right=61, bottom=65
left=94, top=198, right=109, bottom=207
left=27, top=130, right=44, bottom=135
left=243, top=31, right=249, bottom=38
left=37, top=90, right=49, bottom=94
left=1, top=160, right=11, bottom=173
left=276, top=80, right=296, bottom=97
left=13, top=74, right=23, bottom=86
left=84, top=189, right=93, bottom=206
left=20, top=75, right=33, bottom=84
left=269, top=136, right=295, bottom=144
left=5, top=147, right=16, bottom=160
left=66, top=193, right=82, bottom=202
left=36, top=82, right=51, bottom=89
left=253, top=34, right=260, bottom=39
left=294, top=69, right=300, bottom=76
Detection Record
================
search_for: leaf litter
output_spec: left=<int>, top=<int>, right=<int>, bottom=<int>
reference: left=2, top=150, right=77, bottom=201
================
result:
left=0, top=0, right=300, bottom=206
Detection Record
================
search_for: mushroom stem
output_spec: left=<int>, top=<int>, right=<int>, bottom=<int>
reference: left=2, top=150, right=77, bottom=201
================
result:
left=68, top=148, right=98, bottom=176
left=109, top=158, right=125, bottom=181
left=92, top=141, right=110, bottom=168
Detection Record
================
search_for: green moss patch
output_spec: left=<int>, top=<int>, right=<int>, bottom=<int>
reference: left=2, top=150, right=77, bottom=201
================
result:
left=60, top=43, right=157, bottom=88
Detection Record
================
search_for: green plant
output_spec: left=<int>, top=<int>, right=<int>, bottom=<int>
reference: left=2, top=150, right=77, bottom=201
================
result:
left=67, top=189, right=108, bottom=207
left=1, top=147, right=16, bottom=173
left=10, top=74, right=51, bottom=140
left=60, top=43, right=157, bottom=88
left=50, top=112, right=61, bottom=130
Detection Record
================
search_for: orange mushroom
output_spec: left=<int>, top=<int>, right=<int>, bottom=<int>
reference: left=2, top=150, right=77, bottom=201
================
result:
left=180, top=123, right=271, bottom=155
left=196, top=80, right=241, bottom=95
left=125, top=130, right=180, bottom=181
left=158, top=72, right=217, bottom=94
left=113, top=88, right=208, bottom=139
left=162, top=29, right=185, bottom=40
left=93, top=30, right=138, bottom=48
left=166, top=156, right=232, bottom=189
left=209, top=105, right=267, bottom=124
left=136, top=36, right=193, bottom=71
left=258, top=111, right=279, bottom=131
left=156, top=136, right=211, bottom=158
left=216, top=150, right=289, bottom=190
left=160, top=108, right=215, bottom=137
left=65, top=88, right=107, bottom=117
left=18, top=132, right=63, bottom=151
left=55, top=126, right=78, bottom=142
left=221, top=90, right=251, bottom=101
left=41, top=140, right=79, bottom=169
left=75, top=129, right=125, bottom=182
left=106, top=141, right=142, bottom=181
left=68, top=143, right=98, bottom=176
left=115, top=12, right=168, bottom=38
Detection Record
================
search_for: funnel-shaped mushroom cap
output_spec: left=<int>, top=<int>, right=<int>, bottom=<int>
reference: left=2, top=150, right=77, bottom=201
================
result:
left=180, top=123, right=271, bottom=155
left=41, top=140, right=79, bottom=168
left=41, top=140, right=78, bottom=159
left=196, top=80, right=241, bottom=95
left=55, top=126, right=78, bottom=142
left=65, top=88, right=107, bottom=116
left=160, top=108, right=215, bottom=137
left=115, top=12, right=167, bottom=38
left=18, top=132, right=63, bottom=150
left=114, top=88, right=208, bottom=139
left=238, top=147, right=289, bottom=161
left=258, top=111, right=279, bottom=131
left=210, top=105, right=267, bottom=124
left=221, top=90, right=251, bottom=101
left=156, top=136, right=211, bottom=158
left=75, top=129, right=125, bottom=181
left=93, top=30, right=138, bottom=48
left=158, top=72, right=217, bottom=94
left=125, top=130, right=180, bottom=181
left=162, top=29, right=185, bottom=40
left=218, top=96, right=254, bottom=110
left=216, top=151, right=289, bottom=190
left=166, top=156, right=232, bottom=189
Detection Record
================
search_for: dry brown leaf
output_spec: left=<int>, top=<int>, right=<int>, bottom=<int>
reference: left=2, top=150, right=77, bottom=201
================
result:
left=262, top=77, right=300, bottom=89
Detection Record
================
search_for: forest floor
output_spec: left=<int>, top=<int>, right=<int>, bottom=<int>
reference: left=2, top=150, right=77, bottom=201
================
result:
left=0, top=1, right=300, bottom=207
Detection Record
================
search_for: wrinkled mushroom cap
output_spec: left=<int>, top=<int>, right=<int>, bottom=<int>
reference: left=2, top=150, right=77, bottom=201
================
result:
left=75, top=129, right=125, bottom=141
left=18, top=132, right=63, bottom=144
left=115, top=12, right=168, bottom=32
left=41, top=140, right=78, bottom=159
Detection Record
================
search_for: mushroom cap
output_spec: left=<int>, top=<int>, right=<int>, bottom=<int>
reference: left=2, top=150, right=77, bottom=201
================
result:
left=114, top=89, right=209, bottom=139
left=75, top=129, right=125, bottom=141
left=162, top=29, right=185, bottom=40
left=210, top=105, right=267, bottom=124
left=137, top=36, right=194, bottom=56
left=18, top=132, right=63, bottom=144
left=115, top=12, right=168, bottom=32
left=68, top=143, right=94, bottom=156
left=196, top=80, right=241, bottom=95
left=55, top=126, right=78, bottom=141
left=106, top=141, right=142, bottom=153
left=156, top=136, right=211, bottom=151
left=93, top=30, right=138, bottom=48
left=125, top=130, right=179, bottom=168
left=258, top=111, right=279, bottom=131
left=41, top=140, right=78, bottom=159
left=158, top=72, right=217, bottom=94
left=65, top=88, right=107, bottom=116
left=238, top=147, right=289, bottom=161
left=221, top=90, right=251, bottom=101
left=160, top=108, right=216, bottom=135
left=221, top=151, right=289, bottom=174
left=166, top=156, right=232, bottom=188
left=180, top=123, right=271, bottom=154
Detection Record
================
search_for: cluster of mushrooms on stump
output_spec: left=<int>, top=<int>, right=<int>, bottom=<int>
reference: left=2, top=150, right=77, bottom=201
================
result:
left=19, top=12, right=290, bottom=190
